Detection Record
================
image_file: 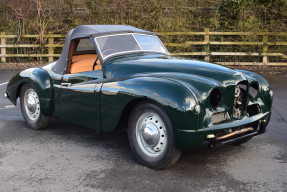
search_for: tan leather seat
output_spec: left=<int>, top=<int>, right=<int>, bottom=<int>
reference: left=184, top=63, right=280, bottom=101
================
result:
left=70, top=57, right=101, bottom=74
left=72, top=54, right=97, bottom=63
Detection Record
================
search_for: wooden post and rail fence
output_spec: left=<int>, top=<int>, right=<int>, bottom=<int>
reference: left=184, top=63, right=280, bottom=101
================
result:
left=0, top=28, right=287, bottom=66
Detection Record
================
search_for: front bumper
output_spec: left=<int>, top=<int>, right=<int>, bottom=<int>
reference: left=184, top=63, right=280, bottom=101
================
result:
left=207, top=119, right=267, bottom=148
left=174, top=111, right=271, bottom=150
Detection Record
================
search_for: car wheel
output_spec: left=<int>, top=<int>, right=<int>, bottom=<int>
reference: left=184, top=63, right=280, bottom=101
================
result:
left=231, top=138, right=251, bottom=146
left=20, top=83, right=50, bottom=130
left=128, top=102, right=182, bottom=169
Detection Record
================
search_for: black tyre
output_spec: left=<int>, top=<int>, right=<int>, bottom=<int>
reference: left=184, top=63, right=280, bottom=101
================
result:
left=128, top=102, right=182, bottom=169
left=231, top=138, right=252, bottom=146
left=20, top=83, right=50, bottom=130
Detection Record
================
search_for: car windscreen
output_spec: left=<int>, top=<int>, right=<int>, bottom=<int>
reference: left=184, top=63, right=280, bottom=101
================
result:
left=94, top=33, right=169, bottom=60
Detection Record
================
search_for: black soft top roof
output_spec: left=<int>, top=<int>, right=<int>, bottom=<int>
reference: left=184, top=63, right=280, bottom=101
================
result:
left=54, top=25, right=155, bottom=74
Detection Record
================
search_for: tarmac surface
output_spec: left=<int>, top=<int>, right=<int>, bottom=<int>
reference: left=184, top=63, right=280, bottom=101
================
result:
left=0, top=71, right=286, bottom=192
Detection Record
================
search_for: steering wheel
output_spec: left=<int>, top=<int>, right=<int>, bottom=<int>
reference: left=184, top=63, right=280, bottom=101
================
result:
left=102, top=49, right=117, bottom=56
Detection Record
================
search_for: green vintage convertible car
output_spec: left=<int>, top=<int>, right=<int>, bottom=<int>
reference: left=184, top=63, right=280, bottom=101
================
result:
left=5, top=25, right=273, bottom=169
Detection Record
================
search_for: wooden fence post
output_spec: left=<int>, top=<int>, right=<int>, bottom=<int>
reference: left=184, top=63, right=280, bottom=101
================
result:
left=48, top=36, right=54, bottom=62
left=1, top=32, right=6, bottom=63
left=204, top=28, right=210, bottom=62
left=263, top=34, right=269, bottom=65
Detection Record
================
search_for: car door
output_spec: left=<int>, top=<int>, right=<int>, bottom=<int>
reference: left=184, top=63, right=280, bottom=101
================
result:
left=60, top=70, right=103, bottom=131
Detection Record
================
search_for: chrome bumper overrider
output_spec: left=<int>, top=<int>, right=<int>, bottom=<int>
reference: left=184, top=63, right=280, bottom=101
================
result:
left=4, top=92, right=9, bottom=98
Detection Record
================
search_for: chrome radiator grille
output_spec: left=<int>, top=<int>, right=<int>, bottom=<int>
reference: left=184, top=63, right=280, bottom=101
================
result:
left=233, top=82, right=248, bottom=118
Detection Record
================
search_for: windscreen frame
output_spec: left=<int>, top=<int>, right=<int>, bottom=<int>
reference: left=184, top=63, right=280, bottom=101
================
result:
left=93, top=33, right=170, bottom=62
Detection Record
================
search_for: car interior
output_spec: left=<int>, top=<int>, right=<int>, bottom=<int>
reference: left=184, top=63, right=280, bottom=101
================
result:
left=68, top=38, right=102, bottom=74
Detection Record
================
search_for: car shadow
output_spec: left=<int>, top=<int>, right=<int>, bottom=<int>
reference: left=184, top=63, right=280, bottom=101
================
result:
left=45, top=118, right=244, bottom=170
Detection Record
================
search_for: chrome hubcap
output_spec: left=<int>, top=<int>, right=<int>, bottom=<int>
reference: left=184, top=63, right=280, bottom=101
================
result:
left=27, top=95, right=37, bottom=113
left=142, top=123, right=160, bottom=146
left=24, top=89, right=40, bottom=121
left=136, top=112, right=167, bottom=157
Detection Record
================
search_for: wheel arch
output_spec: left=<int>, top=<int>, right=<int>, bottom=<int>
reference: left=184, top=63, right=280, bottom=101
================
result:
left=100, top=76, right=199, bottom=135
left=6, top=68, right=54, bottom=115
left=115, top=98, right=163, bottom=130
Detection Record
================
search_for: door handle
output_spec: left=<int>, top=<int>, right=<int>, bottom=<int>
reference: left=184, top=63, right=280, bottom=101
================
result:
left=61, top=83, right=71, bottom=87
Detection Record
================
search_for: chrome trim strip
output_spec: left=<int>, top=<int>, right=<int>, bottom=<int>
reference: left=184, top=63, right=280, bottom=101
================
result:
left=102, top=90, right=119, bottom=96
